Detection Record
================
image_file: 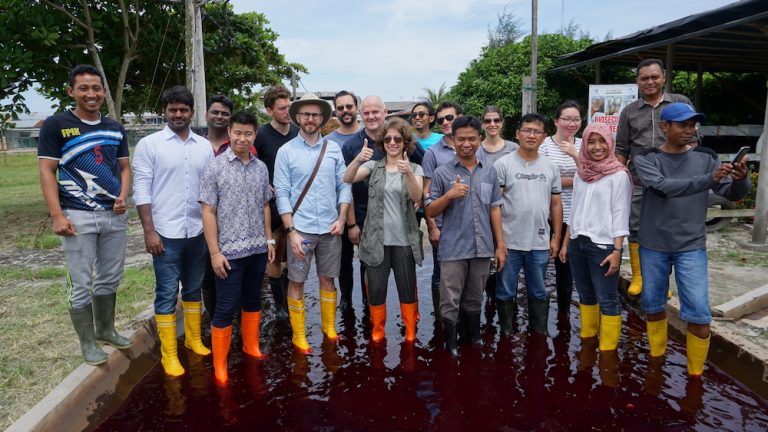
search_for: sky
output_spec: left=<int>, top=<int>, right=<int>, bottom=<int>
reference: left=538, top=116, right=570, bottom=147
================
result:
left=13, top=0, right=736, bottom=112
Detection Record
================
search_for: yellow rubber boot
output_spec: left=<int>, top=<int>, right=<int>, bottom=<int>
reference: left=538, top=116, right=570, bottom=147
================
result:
left=211, top=325, right=232, bottom=386
left=369, top=304, right=386, bottom=342
left=627, top=242, right=643, bottom=296
left=320, top=290, right=339, bottom=341
left=156, top=313, right=185, bottom=376
left=686, top=332, right=711, bottom=376
left=288, top=297, right=311, bottom=353
left=579, top=304, right=600, bottom=338
left=647, top=318, right=668, bottom=357
left=599, top=314, right=622, bottom=351
left=182, top=300, right=211, bottom=356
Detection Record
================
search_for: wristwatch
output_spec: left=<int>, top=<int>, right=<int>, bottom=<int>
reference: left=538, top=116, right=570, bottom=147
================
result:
left=285, top=226, right=296, bottom=234
left=346, top=223, right=357, bottom=229
left=611, top=246, right=624, bottom=253
left=267, top=239, right=276, bottom=245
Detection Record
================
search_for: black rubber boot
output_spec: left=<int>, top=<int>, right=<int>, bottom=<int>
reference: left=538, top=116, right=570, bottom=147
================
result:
left=528, top=297, right=550, bottom=336
left=431, top=287, right=441, bottom=318
left=457, top=309, right=469, bottom=342
left=338, top=276, right=353, bottom=313
left=93, top=294, right=131, bottom=349
left=467, top=312, right=483, bottom=346
left=442, top=318, right=459, bottom=357
left=484, top=273, right=497, bottom=304
left=70, top=305, right=108, bottom=365
left=497, top=300, right=517, bottom=336
left=269, top=276, right=289, bottom=319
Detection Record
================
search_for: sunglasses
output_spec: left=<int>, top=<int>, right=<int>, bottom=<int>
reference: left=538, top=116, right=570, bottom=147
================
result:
left=409, top=111, right=428, bottom=119
left=436, top=114, right=456, bottom=125
left=336, top=104, right=355, bottom=112
left=483, top=118, right=502, bottom=124
left=384, top=135, right=404, bottom=144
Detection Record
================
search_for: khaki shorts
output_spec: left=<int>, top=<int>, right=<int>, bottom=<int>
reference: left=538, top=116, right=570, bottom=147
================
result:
left=287, top=231, right=342, bottom=282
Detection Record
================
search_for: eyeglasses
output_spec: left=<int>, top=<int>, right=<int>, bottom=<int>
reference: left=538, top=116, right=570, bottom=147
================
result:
left=558, top=117, right=581, bottom=124
left=383, top=135, right=404, bottom=144
left=483, top=118, right=502, bottom=125
left=519, top=128, right=545, bottom=136
left=208, top=110, right=231, bottom=117
left=336, top=104, right=355, bottom=112
left=231, top=130, right=255, bottom=138
left=436, top=114, right=456, bottom=125
left=409, top=111, right=428, bottom=119
left=297, top=112, right=322, bottom=120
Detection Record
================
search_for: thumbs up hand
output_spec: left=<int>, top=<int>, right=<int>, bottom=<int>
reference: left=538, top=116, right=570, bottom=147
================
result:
left=396, top=151, right=413, bottom=176
left=447, top=174, right=469, bottom=200
left=356, top=139, right=374, bottom=163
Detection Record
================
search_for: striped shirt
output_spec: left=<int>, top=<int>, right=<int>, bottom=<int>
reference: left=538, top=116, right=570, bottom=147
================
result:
left=540, top=136, right=581, bottom=222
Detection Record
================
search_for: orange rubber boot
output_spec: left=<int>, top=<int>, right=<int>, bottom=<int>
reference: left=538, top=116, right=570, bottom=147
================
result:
left=369, top=304, right=386, bottom=342
left=241, top=311, right=266, bottom=359
left=211, top=325, right=232, bottom=385
left=400, top=302, right=418, bottom=342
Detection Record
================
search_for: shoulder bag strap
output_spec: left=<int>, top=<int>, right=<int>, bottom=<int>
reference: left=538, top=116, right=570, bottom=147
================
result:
left=292, top=139, right=329, bottom=214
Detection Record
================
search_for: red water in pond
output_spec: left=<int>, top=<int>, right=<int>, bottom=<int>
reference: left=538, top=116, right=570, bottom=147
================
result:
left=95, top=258, right=768, bottom=431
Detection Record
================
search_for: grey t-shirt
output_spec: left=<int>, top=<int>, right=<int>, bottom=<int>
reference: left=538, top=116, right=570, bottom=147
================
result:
left=482, top=140, right=519, bottom=166
left=494, top=151, right=562, bottom=251
left=362, top=160, right=424, bottom=246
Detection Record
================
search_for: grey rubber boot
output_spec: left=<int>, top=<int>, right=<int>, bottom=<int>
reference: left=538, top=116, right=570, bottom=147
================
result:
left=93, top=294, right=131, bottom=349
left=70, top=305, right=108, bottom=365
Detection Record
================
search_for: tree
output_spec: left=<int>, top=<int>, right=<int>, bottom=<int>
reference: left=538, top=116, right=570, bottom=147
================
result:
left=487, top=5, right=523, bottom=49
left=0, top=0, right=305, bottom=122
left=422, top=83, right=448, bottom=107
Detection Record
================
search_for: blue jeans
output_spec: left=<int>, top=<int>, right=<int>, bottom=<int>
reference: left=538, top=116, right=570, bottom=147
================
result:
left=568, top=236, right=621, bottom=316
left=639, top=246, right=711, bottom=325
left=212, top=253, right=267, bottom=328
left=496, top=249, right=549, bottom=301
left=152, top=234, right=207, bottom=315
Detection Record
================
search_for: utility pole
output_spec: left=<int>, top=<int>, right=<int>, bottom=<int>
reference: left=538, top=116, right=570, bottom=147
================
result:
left=185, top=0, right=207, bottom=128
left=522, top=0, right=538, bottom=114
left=290, top=71, right=298, bottom=101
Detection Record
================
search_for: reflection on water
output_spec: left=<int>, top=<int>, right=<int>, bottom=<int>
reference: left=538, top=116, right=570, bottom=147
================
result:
left=95, top=258, right=768, bottom=431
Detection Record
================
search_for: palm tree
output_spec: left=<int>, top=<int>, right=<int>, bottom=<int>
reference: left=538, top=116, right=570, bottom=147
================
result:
left=422, top=83, right=448, bottom=107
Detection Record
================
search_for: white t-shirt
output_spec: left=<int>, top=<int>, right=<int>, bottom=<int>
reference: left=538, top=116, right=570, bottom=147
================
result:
left=539, top=136, right=581, bottom=222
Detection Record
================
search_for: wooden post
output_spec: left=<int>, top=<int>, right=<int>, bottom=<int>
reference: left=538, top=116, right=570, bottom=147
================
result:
left=184, top=0, right=207, bottom=129
left=695, top=63, right=703, bottom=111
left=522, top=76, right=534, bottom=115
left=530, top=0, right=538, bottom=113
left=751, top=78, right=768, bottom=245
left=595, top=61, right=602, bottom=84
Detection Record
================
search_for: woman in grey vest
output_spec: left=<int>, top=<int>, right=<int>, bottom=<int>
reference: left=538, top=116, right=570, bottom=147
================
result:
left=343, top=117, right=424, bottom=342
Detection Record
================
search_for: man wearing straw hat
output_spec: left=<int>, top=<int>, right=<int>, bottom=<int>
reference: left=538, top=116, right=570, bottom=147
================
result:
left=273, top=93, right=352, bottom=353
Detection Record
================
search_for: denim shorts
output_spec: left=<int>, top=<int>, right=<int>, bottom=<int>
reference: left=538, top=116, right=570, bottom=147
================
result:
left=639, top=246, right=711, bottom=325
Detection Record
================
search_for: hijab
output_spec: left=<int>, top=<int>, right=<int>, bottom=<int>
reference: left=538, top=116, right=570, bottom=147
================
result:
left=577, top=123, right=630, bottom=183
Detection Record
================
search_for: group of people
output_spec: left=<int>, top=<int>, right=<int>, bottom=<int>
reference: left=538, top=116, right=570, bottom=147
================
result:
left=39, top=59, right=750, bottom=387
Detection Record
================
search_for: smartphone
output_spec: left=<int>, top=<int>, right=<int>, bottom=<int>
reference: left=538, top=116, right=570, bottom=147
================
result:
left=732, top=146, right=750, bottom=165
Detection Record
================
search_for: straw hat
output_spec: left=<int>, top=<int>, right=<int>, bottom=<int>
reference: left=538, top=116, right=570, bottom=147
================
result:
left=289, top=93, right=332, bottom=128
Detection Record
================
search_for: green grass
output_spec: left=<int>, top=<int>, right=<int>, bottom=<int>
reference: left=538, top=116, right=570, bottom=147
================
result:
left=708, top=248, right=768, bottom=269
left=0, top=264, right=155, bottom=430
left=0, top=153, right=59, bottom=250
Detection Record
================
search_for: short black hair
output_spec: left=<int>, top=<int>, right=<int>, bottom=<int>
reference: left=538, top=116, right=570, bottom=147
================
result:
left=207, top=94, right=233, bottom=112
left=161, top=85, right=194, bottom=110
left=518, top=113, right=546, bottom=129
left=554, top=100, right=581, bottom=120
left=412, top=101, right=435, bottom=116
left=637, top=58, right=665, bottom=75
left=68, top=64, right=104, bottom=87
left=451, top=115, right=482, bottom=135
left=333, top=90, right=358, bottom=107
left=230, top=111, right=258, bottom=129
left=436, top=100, right=463, bottom=116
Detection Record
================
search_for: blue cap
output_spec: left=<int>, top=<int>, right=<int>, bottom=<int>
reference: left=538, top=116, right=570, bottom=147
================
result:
left=660, top=102, right=706, bottom=122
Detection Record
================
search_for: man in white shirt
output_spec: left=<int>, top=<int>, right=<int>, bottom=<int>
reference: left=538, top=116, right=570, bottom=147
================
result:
left=132, top=86, right=213, bottom=376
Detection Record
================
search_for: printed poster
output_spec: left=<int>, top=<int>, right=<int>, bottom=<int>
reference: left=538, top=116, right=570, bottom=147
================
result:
left=588, top=84, right=638, bottom=133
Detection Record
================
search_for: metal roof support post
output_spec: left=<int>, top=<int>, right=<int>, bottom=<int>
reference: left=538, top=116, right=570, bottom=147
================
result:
left=752, top=78, right=768, bottom=245
left=595, top=61, right=602, bottom=84
left=665, top=45, right=675, bottom=93
left=695, top=63, right=703, bottom=111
